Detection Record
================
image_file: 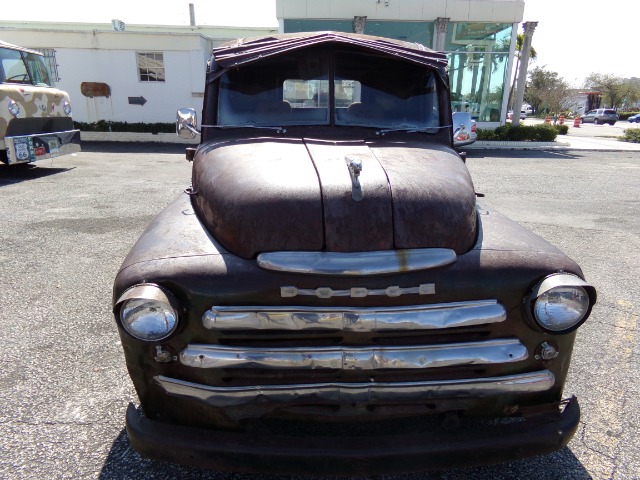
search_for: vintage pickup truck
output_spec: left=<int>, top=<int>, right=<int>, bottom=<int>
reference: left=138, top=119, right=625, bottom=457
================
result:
left=113, top=32, right=596, bottom=474
left=1, top=40, right=80, bottom=165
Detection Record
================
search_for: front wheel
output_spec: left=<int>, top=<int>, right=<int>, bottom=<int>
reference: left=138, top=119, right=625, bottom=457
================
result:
left=594, top=118, right=599, bottom=125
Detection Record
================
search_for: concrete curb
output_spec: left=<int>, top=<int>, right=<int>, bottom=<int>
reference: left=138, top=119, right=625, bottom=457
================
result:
left=80, top=131, right=199, bottom=144
left=466, top=141, right=570, bottom=150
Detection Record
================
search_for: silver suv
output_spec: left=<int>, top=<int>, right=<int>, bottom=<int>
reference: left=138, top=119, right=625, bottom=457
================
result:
left=581, top=108, right=618, bottom=125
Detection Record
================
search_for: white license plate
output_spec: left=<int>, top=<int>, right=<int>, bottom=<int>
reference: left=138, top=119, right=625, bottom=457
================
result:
left=15, top=142, right=30, bottom=161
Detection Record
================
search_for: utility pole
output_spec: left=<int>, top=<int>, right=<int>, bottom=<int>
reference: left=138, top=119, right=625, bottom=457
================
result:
left=511, top=21, right=537, bottom=127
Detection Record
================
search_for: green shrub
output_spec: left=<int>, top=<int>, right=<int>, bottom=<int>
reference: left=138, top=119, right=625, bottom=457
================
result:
left=553, top=124, right=569, bottom=135
left=476, top=123, right=557, bottom=142
left=476, top=128, right=496, bottom=140
left=74, top=121, right=175, bottom=134
left=621, top=128, right=640, bottom=143
left=618, top=112, right=639, bottom=121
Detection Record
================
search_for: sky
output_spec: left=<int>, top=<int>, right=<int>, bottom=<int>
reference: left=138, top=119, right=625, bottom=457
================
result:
left=521, top=0, right=637, bottom=86
left=2, top=0, right=636, bottom=86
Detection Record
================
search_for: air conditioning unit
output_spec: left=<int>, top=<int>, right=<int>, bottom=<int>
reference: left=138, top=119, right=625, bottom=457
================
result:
left=112, top=19, right=126, bottom=32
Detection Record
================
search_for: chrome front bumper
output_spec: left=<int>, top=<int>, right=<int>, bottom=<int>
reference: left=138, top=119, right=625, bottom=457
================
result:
left=4, top=129, right=81, bottom=164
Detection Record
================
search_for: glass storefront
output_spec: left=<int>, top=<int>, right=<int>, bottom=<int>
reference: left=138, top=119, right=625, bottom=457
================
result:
left=445, top=23, right=512, bottom=122
left=283, top=20, right=514, bottom=124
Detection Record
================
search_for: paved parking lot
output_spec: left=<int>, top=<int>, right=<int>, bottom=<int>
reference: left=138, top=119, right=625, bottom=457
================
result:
left=522, top=116, right=640, bottom=138
left=1, top=144, right=638, bottom=479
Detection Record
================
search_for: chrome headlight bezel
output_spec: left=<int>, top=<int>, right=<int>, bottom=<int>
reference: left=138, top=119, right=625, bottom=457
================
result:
left=525, top=273, right=596, bottom=334
left=8, top=100, right=21, bottom=117
left=63, top=101, right=72, bottom=116
left=114, top=284, right=182, bottom=341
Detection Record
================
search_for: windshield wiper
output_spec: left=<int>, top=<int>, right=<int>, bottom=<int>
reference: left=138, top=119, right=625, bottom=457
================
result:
left=202, top=124, right=287, bottom=133
left=375, top=125, right=451, bottom=136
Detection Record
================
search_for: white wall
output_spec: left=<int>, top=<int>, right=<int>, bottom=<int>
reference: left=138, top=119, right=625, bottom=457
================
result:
left=54, top=47, right=208, bottom=124
left=276, top=0, right=525, bottom=23
left=0, top=23, right=276, bottom=125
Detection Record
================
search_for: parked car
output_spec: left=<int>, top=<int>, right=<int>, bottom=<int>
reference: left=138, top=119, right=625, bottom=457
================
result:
left=581, top=108, right=618, bottom=125
left=627, top=113, right=640, bottom=123
left=114, top=31, right=596, bottom=475
left=507, top=110, right=527, bottom=121
left=452, top=111, right=477, bottom=148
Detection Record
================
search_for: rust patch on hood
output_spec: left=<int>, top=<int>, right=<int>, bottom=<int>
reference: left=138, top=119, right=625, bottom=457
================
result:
left=192, top=138, right=477, bottom=259
left=371, top=142, right=477, bottom=253
left=192, top=138, right=324, bottom=259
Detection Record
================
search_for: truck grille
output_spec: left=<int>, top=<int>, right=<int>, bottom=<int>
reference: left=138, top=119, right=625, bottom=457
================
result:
left=202, top=300, right=506, bottom=331
left=155, top=371, right=554, bottom=408
left=154, top=299, right=553, bottom=410
left=181, top=338, right=527, bottom=371
left=6, top=117, right=74, bottom=136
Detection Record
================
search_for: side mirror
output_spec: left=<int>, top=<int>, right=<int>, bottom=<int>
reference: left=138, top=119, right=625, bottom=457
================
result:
left=176, top=108, right=200, bottom=139
left=453, top=123, right=469, bottom=142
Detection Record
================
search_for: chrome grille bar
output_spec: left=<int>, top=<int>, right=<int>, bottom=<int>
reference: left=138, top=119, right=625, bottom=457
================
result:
left=203, top=300, right=506, bottom=331
left=155, top=370, right=555, bottom=408
left=180, top=338, right=527, bottom=370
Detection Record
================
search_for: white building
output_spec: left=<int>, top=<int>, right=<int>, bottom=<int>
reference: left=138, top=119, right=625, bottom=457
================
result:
left=0, top=21, right=277, bottom=125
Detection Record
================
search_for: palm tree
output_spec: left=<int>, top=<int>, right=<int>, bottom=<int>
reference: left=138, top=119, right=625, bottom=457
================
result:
left=508, top=33, right=537, bottom=110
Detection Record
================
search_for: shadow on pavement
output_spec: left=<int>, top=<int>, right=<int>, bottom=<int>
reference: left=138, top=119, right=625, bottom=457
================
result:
left=99, top=428, right=592, bottom=480
left=0, top=163, right=74, bottom=186
left=466, top=149, right=585, bottom=160
left=81, top=141, right=190, bottom=155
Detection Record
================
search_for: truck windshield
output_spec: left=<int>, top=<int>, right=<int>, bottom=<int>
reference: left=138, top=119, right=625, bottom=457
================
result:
left=216, top=50, right=442, bottom=131
left=0, top=48, right=52, bottom=87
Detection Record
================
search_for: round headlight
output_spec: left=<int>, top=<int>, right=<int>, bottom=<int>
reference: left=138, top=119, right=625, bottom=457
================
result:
left=527, top=273, right=596, bottom=334
left=534, top=286, right=590, bottom=332
left=63, top=101, right=72, bottom=116
left=8, top=100, right=21, bottom=117
left=116, top=285, right=180, bottom=341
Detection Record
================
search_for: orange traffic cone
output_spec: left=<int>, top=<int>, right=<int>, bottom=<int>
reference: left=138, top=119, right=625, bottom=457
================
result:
left=559, top=114, right=565, bottom=125
left=544, top=115, right=551, bottom=124
left=573, top=116, right=581, bottom=128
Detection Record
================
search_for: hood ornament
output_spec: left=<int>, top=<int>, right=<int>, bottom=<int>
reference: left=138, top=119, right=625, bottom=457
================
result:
left=345, top=155, right=364, bottom=202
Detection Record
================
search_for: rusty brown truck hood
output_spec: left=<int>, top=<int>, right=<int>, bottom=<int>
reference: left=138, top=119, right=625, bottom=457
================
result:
left=192, top=138, right=477, bottom=259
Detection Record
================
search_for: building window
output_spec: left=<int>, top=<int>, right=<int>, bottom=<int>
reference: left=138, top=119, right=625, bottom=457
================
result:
left=284, top=19, right=433, bottom=47
left=365, top=21, right=433, bottom=47
left=444, top=23, right=513, bottom=122
left=32, top=48, right=60, bottom=82
left=136, top=52, right=165, bottom=82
